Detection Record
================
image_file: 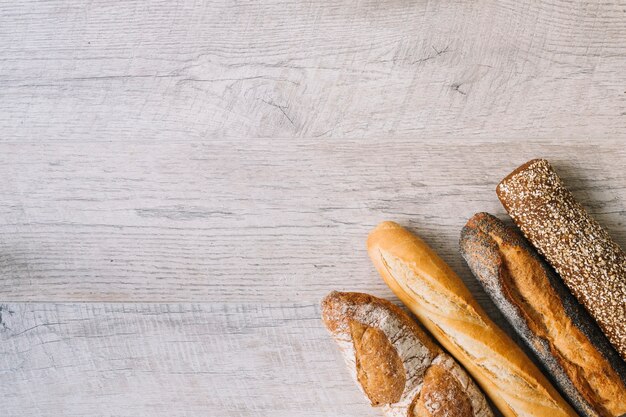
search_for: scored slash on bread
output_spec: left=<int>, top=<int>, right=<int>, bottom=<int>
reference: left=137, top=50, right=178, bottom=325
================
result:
left=367, top=221, right=578, bottom=417
left=460, top=213, right=626, bottom=417
left=321, top=291, right=493, bottom=417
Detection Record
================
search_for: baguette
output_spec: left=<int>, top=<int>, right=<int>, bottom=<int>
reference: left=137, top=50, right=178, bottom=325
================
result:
left=496, top=159, right=626, bottom=360
left=321, top=291, right=493, bottom=417
left=460, top=212, right=626, bottom=417
left=367, top=221, right=578, bottom=417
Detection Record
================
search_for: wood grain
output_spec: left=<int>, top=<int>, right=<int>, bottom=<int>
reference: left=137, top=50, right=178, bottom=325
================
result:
left=2, top=140, right=621, bottom=416
left=0, top=140, right=623, bottom=305
left=0, top=302, right=377, bottom=417
left=2, top=1, right=626, bottom=415
left=1, top=0, right=626, bottom=141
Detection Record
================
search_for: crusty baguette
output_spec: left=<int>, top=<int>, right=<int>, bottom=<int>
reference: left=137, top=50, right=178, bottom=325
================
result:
left=496, top=159, right=626, bottom=361
left=460, top=212, right=626, bottom=417
left=367, top=221, right=578, bottom=417
left=321, top=291, right=493, bottom=417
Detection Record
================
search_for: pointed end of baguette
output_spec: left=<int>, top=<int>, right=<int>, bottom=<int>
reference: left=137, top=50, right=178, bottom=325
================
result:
left=366, top=221, right=406, bottom=255
left=496, top=158, right=551, bottom=198
left=367, top=220, right=402, bottom=246
left=320, top=290, right=343, bottom=332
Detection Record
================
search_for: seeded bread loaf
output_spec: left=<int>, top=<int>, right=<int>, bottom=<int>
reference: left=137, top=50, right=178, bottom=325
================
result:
left=497, top=159, right=626, bottom=361
left=321, top=291, right=493, bottom=417
left=461, top=212, right=626, bottom=417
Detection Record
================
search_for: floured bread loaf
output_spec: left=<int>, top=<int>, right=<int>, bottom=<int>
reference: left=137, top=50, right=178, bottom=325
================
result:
left=321, top=291, right=493, bottom=417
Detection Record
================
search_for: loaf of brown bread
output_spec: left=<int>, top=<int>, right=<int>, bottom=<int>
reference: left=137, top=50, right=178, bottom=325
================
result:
left=321, top=291, right=493, bottom=417
left=367, top=222, right=578, bottom=417
left=497, top=159, right=626, bottom=361
left=461, top=212, right=626, bottom=417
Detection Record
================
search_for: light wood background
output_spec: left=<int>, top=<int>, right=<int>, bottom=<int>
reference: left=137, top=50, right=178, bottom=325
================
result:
left=1, top=1, right=625, bottom=416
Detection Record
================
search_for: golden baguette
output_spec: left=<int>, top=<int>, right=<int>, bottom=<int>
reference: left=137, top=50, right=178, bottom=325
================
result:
left=367, top=221, right=578, bottom=417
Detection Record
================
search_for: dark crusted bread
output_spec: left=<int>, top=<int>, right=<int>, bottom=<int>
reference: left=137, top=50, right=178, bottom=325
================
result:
left=461, top=213, right=626, bottom=417
left=496, top=159, right=626, bottom=361
left=321, top=291, right=493, bottom=417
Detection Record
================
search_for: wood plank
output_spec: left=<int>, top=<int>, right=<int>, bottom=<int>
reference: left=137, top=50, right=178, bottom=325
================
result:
left=0, top=302, right=377, bottom=417
left=1, top=1, right=626, bottom=140
left=0, top=140, right=624, bottom=305
left=2, top=2, right=625, bottom=416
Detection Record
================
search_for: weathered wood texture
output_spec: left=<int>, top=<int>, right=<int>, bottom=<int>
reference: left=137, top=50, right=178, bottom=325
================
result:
left=2, top=1, right=626, bottom=415
left=0, top=302, right=378, bottom=417
left=0, top=140, right=624, bottom=305
left=1, top=0, right=626, bottom=141
left=3, top=140, right=622, bottom=416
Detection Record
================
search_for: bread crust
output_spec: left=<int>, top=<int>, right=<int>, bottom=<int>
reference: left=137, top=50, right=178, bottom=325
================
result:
left=367, top=221, right=578, bottom=417
left=321, top=291, right=493, bottom=417
left=496, top=159, right=626, bottom=360
left=461, top=212, right=626, bottom=417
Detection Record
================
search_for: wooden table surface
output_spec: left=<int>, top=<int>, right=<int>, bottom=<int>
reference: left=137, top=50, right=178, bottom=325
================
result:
left=1, top=2, right=625, bottom=416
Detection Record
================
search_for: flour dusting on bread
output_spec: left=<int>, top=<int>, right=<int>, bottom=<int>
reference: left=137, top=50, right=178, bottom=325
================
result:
left=322, top=291, right=493, bottom=417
